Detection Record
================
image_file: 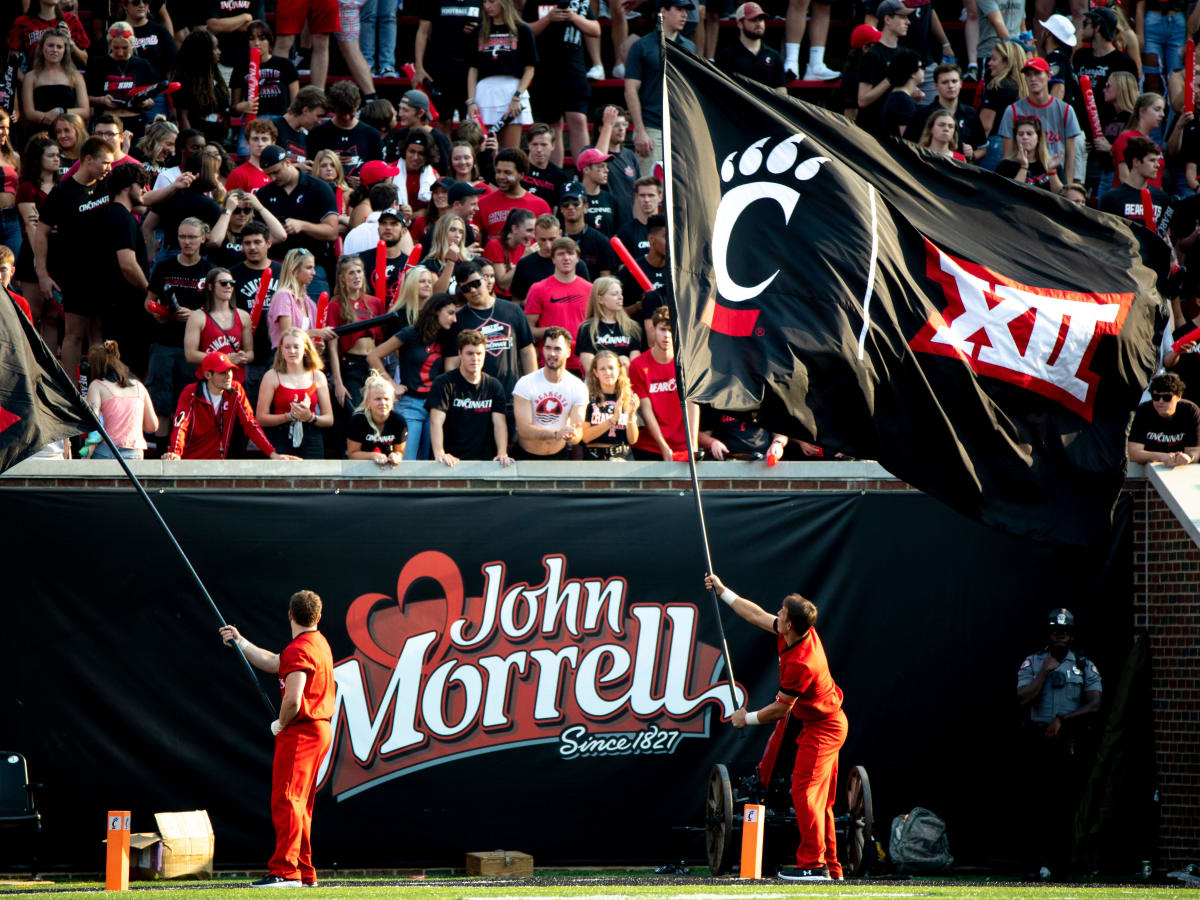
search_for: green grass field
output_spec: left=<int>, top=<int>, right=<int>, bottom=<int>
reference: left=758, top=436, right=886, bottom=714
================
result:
left=0, top=875, right=1186, bottom=898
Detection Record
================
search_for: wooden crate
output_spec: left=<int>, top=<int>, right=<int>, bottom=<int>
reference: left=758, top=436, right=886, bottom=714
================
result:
left=465, top=850, right=533, bottom=877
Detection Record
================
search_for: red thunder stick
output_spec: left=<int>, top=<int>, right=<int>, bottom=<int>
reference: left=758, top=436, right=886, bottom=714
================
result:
left=146, top=300, right=170, bottom=317
left=1188, top=40, right=1196, bottom=114
left=1141, top=187, right=1156, bottom=231
left=316, top=292, right=329, bottom=328
left=246, top=47, right=260, bottom=122
left=1078, top=75, right=1104, bottom=142
left=250, top=270, right=271, bottom=331
left=1172, top=325, right=1200, bottom=352
left=374, top=240, right=387, bottom=299
left=404, top=243, right=423, bottom=273
left=610, top=236, right=653, bottom=291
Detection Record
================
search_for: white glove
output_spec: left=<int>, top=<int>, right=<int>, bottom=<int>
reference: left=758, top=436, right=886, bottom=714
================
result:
left=270, top=719, right=283, bottom=736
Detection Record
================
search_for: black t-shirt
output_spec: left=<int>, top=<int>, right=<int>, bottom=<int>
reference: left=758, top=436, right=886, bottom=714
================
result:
left=1045, top=48, right=1080, bottom=114
left=565, top=224, right=618, bottom=276
left=306, top=120, right=383, bottom=174
left=907, top=100, right=986, bottom=153
left=1129, top=399, right=1200, bottom=452
left=523, top=162, right=568, bottom=210
left=450, top=298, right=535, bottom=396
left=231, top=260, right=281, bottom=366
left=418, top=0, right=484, bottom=73
left=94, top=202, right=148, bottom=307
left=231, top=55, right=299, bottom=119
left=980, top=81, right=1019, bottom=137
left=880, top=90, right=918, bottom=138
left=715, top=40, right=787, bottom=89
left=148, top=256, right=214, bottom=347
left=858, top=43, right=904, bottom=133
left=1180, top=118, right=1200, bottom=176
left=473, top=22, right=538, bottom=80
left=1072, top=47, right=1138, bottom=134
left=41, top=175, right=112, bottom=290
left=207, top=0, right=265, bottom=72
left=523, top=0, right=593, bottom=72
left=426, top=369, right=507, bottom=459
left=898, top=0, right=934, bottom=61
left=0, top=50, right=22, bottom=116
left=394, top=324, right=452, bottom=395
left=271, top=115, right=310, bottom=162
left=997, top=158, right=1054, bottom=189
left=1171, top=323, right=1200, bottom=405
left=257, top=172, right=338, bottom=269
left=616, top=218, right=649, bottom=255
left=1099, top=183, right=1169, bottom=232
left=575, top=319, right=639, bottom=359
left=155, top=191, right=223, bottom=251
left=582, top=187, right=617, bottom=236
left=585, top=391, right=630, bottom=448
left=131, top=21, right=176, bottom=80
left=347, top=410, right=408, bottom=453
left=510, top=252, right=589, bottom=301
left=210, top=228, right=249, bottom=269
left=700, top=405, right=772, bottom=456
left=618, top=252, right=668, bottom=313
left=85, top=55, right=157, bottom=106
left=358, top=247, right=404, bottom=306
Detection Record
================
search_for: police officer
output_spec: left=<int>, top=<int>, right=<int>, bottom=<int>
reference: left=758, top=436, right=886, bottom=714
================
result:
left=1016, top=608, right=1102, bottom=880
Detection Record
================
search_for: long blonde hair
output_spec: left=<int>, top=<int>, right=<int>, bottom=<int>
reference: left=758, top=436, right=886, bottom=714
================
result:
left=276, top=248, right=314, bottom=302
left=313, top=148, right=349, bottom=194
left=352, top=370, right=396, bottom=436
left=334, top=254, right=368, bottom=326
left=427, top=214, right=473, bottom=263
left=582, top=276, right=641, bottom=348
left=137, top=120, right=179, bottom=165
left=479, top=0, right=523, bottom=44
left=585, top=350, right=634, bottom=407
left=988, top=43, right=1028, bottom=99
left=272, top=327, right=324, bottom=373
left=389, top=265, right=432, bottom=325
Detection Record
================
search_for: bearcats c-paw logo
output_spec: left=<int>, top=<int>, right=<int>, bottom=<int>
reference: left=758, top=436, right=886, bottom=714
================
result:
left=712, top=135, right=829, bottom=307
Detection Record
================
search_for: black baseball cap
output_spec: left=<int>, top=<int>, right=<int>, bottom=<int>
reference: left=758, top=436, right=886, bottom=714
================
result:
left=259, top=145, right=287, bottom=169
left=448, top=181, right=487, bottom=203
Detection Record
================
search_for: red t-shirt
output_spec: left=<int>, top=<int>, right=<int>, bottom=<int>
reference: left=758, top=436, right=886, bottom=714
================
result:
left=525, top=273, right=591, bottom=372
left=10, top=289, right=31, bottom=320
left=476, top=189, right=551, bottom=241
left=777, top=626, right=843, bottom=721
left=326, top=294, right=385, bottom=356
left=628, top=351, right=686, bottom=456
left=1111, top=130, right=1164, bottom=188
left=483, top=237, right=530, bottom=298
left=226, top=162, right=272, bottom=193
left=278, top=630, right=335, bottom=722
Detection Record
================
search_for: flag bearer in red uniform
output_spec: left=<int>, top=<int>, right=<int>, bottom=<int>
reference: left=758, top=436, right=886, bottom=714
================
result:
left=219, top=590, right=336, bottom=888
left=705, top=573, right=848, bottom=882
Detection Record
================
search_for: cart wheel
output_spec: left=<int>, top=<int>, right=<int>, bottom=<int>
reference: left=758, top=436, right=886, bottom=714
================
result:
left=845, top=765, right=874, bottom=877
left=705, top=763, right=735, bottom=875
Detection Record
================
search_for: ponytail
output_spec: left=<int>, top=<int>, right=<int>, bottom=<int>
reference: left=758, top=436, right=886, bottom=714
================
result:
left=87, top=341, right=132, bottom=388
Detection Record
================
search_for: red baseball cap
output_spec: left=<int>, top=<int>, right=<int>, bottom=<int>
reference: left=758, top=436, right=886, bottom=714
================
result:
left=850, top=24, right=882, bottom=48
left=196, top=352, right=236, bottom=379
left=360, top=160, right=401, bottom=186
left=576, top=148, right=612, bottom=169
left=735, top=2, right=767, bottom=19
left=1022, top=56, right=1051, bottom=73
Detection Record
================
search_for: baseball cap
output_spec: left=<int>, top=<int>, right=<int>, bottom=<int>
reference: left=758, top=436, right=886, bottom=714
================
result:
left=433, top=176, right=456, bottom=193
left=448, top=180, right=487, bottom=203
left=401, top=89, right=430, bottom=113
left=850, top=23, right=882, bottom=48
left=360, top=159, right=400, bottom=186
left=561, top=181, right=587, bottom=201
left=259, top=145, right=287, bottom=169
left=1038, top=13, right=1076, bottom=47
left=662, top=0, right=696, bottom=7
left=734, top=2, right=766, bottom=19
left=1022, top=56, right=1051, bottom=73
left=876, top=0, right=913, bottom=18
left=196, top=352, right=236, bottom=378
left=576, top=148, right=612, bottom=169
left=378, top=207, right=407, bottom=224
left=1084, top=6, right=1117, bottom=38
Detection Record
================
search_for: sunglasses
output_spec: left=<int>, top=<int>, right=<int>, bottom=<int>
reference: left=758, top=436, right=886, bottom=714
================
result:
left=215, top=279, right=235, bottom=287
left=560, top=199, right=581, bottom=207
left=1152, top=392, right=1175, bottom=401
left=459, top=279, right=483, bottom=291
left=235, top=206, right=252, bottom=214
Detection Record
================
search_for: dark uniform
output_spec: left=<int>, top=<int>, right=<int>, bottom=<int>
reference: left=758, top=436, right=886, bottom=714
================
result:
left=1016, top=608, right=1102, bottom=879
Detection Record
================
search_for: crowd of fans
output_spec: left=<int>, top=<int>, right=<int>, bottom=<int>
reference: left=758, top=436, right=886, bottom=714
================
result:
left=1, top=0, right=1197, bottom=467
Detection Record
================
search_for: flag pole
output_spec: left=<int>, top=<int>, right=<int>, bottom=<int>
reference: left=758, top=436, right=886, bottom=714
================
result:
left=659, top=35, right=742, bottom=716
left=84, top=409, right=278, bottom=718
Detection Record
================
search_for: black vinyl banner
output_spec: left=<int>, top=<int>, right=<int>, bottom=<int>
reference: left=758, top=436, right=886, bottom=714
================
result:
left=0, top=490, right=1129, bottom=868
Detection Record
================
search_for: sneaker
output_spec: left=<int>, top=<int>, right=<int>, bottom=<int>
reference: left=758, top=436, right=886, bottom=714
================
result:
left=302, top=882, right=319, bottom=888
left=802, top=62, right=840, bottom=81
left=612, top=63, right=625, bottom=78
left=784, top=67, right=800, bottom=82
left=378, top=68, right=400, bottom=78
left=964, top=62, right=978, bottom=81
left=251, top=874, right=302, bottom=887
left=778, top=867, right=831, bottom=881
left=585, top=64, right=605, bottom=80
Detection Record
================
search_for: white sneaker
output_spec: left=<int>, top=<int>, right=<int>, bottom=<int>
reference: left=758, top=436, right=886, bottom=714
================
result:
left=586, top=64, right=605, bottom=80
left=802, top=62, right=840, bottom=81
left=612, top=63, right=625, bottom=78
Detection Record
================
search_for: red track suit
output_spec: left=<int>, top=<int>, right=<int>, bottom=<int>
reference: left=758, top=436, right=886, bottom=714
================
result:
left=757, top=626, right=848, bottom=875
left=167, top=382, right=275, bottom=459
left=270, top=631, right=335, bottom=883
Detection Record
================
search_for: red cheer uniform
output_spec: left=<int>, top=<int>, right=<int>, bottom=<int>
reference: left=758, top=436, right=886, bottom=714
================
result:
left=756, top=626, right=848, bottom=876
left=269, top=630, right=335, bottom=884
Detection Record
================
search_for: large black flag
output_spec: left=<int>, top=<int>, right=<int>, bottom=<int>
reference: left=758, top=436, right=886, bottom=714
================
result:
left=0, top=286, right=93, bottom=472
left=665, top=44, right=1168, bottom=547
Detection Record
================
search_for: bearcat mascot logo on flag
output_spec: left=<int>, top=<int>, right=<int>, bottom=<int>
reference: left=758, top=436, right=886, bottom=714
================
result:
left=665, top=44, right=1168, bottom=547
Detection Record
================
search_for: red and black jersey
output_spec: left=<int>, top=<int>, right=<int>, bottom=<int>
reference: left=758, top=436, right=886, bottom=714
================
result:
left=776, top=626, right=843, bottom=721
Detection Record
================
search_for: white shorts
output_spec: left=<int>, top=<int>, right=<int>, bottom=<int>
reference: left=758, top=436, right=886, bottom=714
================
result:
left=476, top=75, right=533, bottom=128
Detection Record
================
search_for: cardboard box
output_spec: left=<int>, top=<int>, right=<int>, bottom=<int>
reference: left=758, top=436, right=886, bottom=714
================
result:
left=129, top=811, right=214, bottom=880
left=465, top=850, right=533, bottom=878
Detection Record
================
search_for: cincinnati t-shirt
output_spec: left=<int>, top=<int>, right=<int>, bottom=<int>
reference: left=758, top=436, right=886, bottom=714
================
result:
left=574, top=319, right=639, bottom=359
left=523, top=161, right=568, bottom=210
left=41, top=175, right=111, bottom=290
left=1129, top=399, right=1200, bottom=452
left=148, top=256, right=214, bottom=347
left=629, top=351, right=685, bottom=455
left=347, top=410, right=408, bottom=453
left=477, top=189, right=551, bottom=240
left=230, top=54, right=299, bottom=119
left=231, top=260, right=281, bottom=367
left=449, top=299, right=534, bottom=396
left=426, top=369, right=507, bottom=459
left=513, top=368, right=588, bottom=431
